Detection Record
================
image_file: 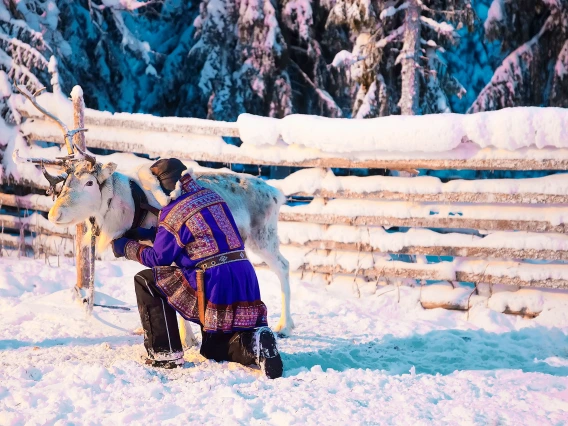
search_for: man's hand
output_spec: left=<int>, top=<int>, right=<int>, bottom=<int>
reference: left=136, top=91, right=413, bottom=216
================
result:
left=122, top=227, right=157, bottom=242
left=112, top=237, right=130, bottom=258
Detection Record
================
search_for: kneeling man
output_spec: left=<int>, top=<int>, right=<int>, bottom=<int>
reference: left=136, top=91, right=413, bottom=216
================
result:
left=112, top=159, right=283, bottom=379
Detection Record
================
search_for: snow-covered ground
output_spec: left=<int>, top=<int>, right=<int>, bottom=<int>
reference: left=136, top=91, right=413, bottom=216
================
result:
left=1, top=256, right=568, bottom=424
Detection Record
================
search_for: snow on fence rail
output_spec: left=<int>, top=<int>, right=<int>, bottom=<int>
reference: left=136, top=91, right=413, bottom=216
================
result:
left=3, top=93, right=568, bottom=316
left=13, top=92, right=568, bottom=171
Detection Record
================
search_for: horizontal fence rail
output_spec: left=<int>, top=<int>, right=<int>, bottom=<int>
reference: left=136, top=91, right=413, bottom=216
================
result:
left=279, top=212, right=567, bottom=233
left=290, top=189, right=568, bottom=204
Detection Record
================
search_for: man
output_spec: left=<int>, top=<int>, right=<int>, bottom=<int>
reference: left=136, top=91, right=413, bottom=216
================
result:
left=112, top=159, right=283, bottom=379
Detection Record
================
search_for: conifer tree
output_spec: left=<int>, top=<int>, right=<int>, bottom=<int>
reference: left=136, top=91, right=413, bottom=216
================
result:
left=328, top=0, right=475, bottom=117
left=469, top=0, right=568, bottom=112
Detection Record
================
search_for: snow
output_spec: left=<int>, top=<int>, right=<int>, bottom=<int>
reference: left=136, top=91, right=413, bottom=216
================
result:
left=420, top=16, right=456, bottom=38
left=379, top=3, right=408, bottom=20
left=276, top=243, right=568, bottom=283
left=277, top=222, right=568, bottom=252
left=70, top=85, right=83, bottom=100
left=237, top=113, right=281, bottom=146
left=238, top=107, right=568, bottom=153
left=281, top=197, right=568, bottom=227
left=1, top=256, right=568, bottom=423
left=485, top=0, right=505, bottom=32
left=269, top=167, right=568, bottom=196
left=100, top=0, right=153, bottom=11
left=330, top=50, right=354, bottom=68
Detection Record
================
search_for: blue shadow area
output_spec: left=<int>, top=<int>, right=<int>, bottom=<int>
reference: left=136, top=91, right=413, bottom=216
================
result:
left=0, top=335, right=140, bottom=351
left=282, top=327, right=568, bottom=377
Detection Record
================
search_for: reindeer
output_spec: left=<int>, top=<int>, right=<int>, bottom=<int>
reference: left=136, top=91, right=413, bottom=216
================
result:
left=14, top=86, right=295, bottom=347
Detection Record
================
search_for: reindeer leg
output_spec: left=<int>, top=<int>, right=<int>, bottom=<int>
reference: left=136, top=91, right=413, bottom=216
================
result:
left=265, top=249, right=294, bottom=337
left=251, top=228, right=294, bottom=337
left=178, top=315, right=198, bottom=348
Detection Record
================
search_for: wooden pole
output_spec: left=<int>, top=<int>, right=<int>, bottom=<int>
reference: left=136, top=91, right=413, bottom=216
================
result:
left=71, top=86, right=93, bottom=309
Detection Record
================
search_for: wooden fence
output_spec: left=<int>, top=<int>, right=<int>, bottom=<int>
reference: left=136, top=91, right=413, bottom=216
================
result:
left=3, top=97, right=568, bottom=316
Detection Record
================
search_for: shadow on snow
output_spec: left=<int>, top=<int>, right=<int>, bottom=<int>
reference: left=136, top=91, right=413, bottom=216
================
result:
left=0, top=335, right=139, bottom=351
left=282, top=327, right=568, bottom=377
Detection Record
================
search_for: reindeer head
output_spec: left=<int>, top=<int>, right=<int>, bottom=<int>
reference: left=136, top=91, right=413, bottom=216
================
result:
left=14, top=85, right=117, bottom=226
left=48, top=158, right=117, bottom=226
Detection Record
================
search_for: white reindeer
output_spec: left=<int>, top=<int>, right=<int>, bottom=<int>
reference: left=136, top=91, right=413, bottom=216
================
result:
left=15, top=87, right=294, bottom=347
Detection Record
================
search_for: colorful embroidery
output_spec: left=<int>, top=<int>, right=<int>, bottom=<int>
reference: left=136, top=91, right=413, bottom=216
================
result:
left=154, top=266, right=199, bottom=319
left=208, top=204, right=242, bottom=250
left=161, top=189, right=225, bottom=236
left=203, top=303, right=268, bottom=332
left=125, top=240, right=144, bottom=262
left=179, top=174, right=203, bottom=194
left=153, top=267, right=268, bottom=331
left=185, top=212, right=219, bottom=260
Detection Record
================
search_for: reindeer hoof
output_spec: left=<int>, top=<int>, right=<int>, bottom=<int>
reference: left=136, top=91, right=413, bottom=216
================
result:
left=273, top=318, right=295, bottom=338
left=183, top=338, right=199, bottom=349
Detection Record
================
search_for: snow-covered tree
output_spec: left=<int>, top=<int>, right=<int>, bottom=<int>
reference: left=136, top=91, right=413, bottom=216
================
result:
left=469, top=0, right=568, bottom=112
left=281, top=0, right=345, bottom=117
left=188, top=0, right=295, bottom=120
left=328, top=0, right=475, bottom=117
left=0, top=1, right=62, bottom=123
left=444, top=0, right=499, bottom=113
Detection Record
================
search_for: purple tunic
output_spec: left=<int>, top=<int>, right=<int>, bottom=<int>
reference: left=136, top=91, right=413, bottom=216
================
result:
left=123, top=173, right=268, bottom=333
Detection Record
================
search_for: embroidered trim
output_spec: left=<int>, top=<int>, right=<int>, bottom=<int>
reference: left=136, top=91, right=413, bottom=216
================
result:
left=208, top=204, right=242, bottom=250
left=203, top=303, right=268, bottom=332
left=124, top=240, right=142, bottom=262
left=185, top=212, right=219, bottom=260
left=125, top=240, right=148, bottom=263
left=161, top=189, right=225, bottom=236
left=179, top=173, right=202, bottom=194
left=153, top=266, right=268, bottom=332
left=154, top=267, right=199, bottom=318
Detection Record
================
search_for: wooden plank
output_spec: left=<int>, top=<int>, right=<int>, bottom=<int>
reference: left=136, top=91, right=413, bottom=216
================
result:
left=0, top=235, right=31, bottom=252
left=296, top=264, right=568, bottom=289
left=83, top=115, right=240, bottom=138
left=0, top=234, right=75, bottom=257
left=20, top=110, right=240, bottom=138
left=0, top=193, right=52, bottom=212
left=287, top=241, right=568, bottom=261
left=0, top=214, right=73, bottom=237
left=419, top=300, right=540, bottom=317
left=72, top=88, right=91, bottom=293
left=279, top=212, right=567, bottom=233
left=24, top=131, right=568, bottom=171
left=293, top=190, right=568, bottom=205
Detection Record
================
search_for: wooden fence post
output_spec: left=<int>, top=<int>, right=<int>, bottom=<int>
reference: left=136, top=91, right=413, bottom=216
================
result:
left=71, top=86, right=94, bottom=311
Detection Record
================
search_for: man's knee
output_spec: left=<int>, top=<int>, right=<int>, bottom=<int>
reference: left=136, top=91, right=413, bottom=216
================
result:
left=134, top=269, right=155, bottom=296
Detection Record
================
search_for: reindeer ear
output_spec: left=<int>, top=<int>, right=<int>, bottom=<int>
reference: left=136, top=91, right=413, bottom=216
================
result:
left=97, top=162, right=117, bottom=183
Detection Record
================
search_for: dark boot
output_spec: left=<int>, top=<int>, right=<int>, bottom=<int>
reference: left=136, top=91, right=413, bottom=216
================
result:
left=249, top=327, right=283, bottom=379
left=200, top=328, right=283, bottom=379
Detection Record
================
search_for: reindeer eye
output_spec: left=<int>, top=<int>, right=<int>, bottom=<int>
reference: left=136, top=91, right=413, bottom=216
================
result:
left=86, top=181, right=94, bottom=187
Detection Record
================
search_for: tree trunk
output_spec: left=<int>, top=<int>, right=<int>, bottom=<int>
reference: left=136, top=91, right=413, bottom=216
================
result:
left=399, top=0, right=421, bottom=115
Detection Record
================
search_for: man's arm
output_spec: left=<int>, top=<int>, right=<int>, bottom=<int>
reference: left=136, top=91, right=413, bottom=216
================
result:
left=116, top=225, right=190, bottom=267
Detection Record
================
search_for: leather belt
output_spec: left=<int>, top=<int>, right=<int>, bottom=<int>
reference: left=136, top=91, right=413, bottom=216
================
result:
left=196, top=250, right=248, bottom=271
left=195, top=250, right=248, bottom=325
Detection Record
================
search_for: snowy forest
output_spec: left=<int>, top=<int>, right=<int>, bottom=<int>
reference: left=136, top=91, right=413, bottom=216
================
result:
left=1, top=0, right=567, bottom=124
